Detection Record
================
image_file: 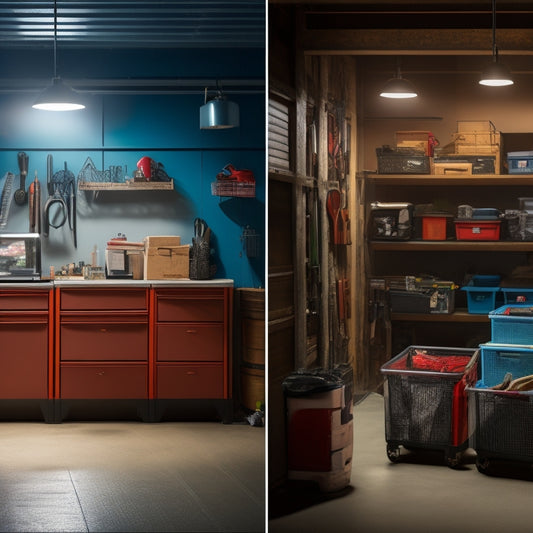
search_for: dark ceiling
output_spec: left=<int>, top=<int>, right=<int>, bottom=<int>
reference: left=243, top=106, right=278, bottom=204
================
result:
left=0, top=1, right=266, bottom=49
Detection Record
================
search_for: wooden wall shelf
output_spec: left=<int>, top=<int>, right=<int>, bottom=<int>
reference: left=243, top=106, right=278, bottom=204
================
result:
left=78, top=181, right=173, bottom=191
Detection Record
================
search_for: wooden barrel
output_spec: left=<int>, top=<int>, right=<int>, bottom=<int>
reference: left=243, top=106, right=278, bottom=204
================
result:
left=238, top=288, right=265, bottom=410
left=240, top=364, right=265, bottom=412
left=238, top=288, right=265, bottom=366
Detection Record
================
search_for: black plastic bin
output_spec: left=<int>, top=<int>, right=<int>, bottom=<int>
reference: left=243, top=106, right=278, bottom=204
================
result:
left=381, top=345, right=479, bottom=467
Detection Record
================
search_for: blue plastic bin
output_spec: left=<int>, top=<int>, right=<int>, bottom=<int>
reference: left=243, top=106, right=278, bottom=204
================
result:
left=489, top=305, right=533, bottom=344
left=508, top=151, right=533, bottom=174
left=462, top=275, right=501, bottom=314
left=478, top=343, right=533, bottom=387
left=501, top=287, right=533, bottom=305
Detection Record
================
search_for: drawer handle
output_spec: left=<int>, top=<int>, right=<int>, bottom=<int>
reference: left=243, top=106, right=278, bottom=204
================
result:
left=97, top=371, right=105, bottom=376
left=186, top=329, right=197, bottom=334
left=186, top=371, right=197, bottom=376
left=100, top=328, right=107, bottom=333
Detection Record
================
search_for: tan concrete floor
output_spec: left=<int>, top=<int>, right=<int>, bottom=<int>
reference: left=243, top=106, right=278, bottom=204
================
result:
left=269, top=392, right=533, bottom=533
left=0, top=419, right=265, bottom=532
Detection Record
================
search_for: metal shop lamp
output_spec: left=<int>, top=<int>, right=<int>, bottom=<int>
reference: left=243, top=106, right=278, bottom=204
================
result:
left=479, top=0, right=514, bottom=87
left=33, top=0, right=85, bottom=111
left=379, top=61, right=418, bottom=99
left=199, top=86, right=239, bottom=129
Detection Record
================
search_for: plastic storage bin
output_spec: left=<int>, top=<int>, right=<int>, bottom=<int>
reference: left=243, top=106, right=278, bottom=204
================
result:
left=380, top=345, right=478, bottom=467
left=507, top=151, right=533, bottom=174
left=477, top=343, right=533, bottom=388
left=501, top=287, right=533, bottom=304
left=455, top=220, right=501, bottom=241
left=461, top=275, right=501, bottom=314
left=421, top=214, right=452, bottom=240
left=489, top=304, right=533, bottom=344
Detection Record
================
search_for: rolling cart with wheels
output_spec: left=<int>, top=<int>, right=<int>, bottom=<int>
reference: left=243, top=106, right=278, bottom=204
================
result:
left=468, top=342, right=533, bottom=476
left=381, top=345, right=479, bottom=468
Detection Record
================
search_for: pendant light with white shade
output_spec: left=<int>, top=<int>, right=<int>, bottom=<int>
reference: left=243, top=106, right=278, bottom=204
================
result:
left=379, top=59, right=418, bottom=99
left=33, top=0, right=85, bottom=111
left=479, top=0, right=513, bottom=87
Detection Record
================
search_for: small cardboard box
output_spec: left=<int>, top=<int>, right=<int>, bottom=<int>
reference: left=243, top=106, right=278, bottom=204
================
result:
left=143, top=236, right=189, bottom=279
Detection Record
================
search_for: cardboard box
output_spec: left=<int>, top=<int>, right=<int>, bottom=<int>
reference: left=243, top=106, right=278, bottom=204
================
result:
left=143, top=236, right=189, bottom=279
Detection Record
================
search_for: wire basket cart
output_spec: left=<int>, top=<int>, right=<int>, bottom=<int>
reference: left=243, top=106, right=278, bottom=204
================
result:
left=381, top=345, right=479, bottom=468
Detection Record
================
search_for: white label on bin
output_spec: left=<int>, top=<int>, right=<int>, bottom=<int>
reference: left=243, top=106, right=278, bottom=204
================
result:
left=473, top=227, right=481, bottom=233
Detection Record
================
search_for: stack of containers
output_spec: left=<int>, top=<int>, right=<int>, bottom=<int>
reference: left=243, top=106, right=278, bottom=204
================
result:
left=282, top=365, right=353, bottom=492
left=468, top=305, right=533, bottom=475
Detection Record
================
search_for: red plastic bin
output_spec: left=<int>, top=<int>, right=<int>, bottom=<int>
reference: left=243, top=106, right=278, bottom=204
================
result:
left=455, top=220, right=501, bottom=241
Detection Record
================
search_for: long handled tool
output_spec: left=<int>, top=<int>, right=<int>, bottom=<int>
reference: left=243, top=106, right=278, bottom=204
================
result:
left=29, top=171, right=41, bottom=234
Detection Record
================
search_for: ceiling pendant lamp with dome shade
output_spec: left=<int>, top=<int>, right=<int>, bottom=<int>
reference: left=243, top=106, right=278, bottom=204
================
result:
left=33, top=0, right=85, bottom=111
left=479, top=0, right=514, bottom=87
left=379, top=59, right=418, bottom=99
left=199, top=84, right=239, bottom=130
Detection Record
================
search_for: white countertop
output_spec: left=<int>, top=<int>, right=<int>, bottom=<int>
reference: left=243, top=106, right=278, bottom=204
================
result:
left=0, top=279, right=234, bottom=289
left=50, top=278, right=234, bottom=288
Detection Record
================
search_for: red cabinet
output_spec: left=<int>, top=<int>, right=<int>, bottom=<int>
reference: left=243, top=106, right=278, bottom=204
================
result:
left=153, top=287, right=232, bottom=400
left=0, top=288, right=52, bottom=399
left=56, top=287, right=150, bottom=399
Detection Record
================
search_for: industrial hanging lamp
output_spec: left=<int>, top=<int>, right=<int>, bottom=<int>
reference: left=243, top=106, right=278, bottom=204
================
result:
left=379, top=59, right=418, bottom=99
left=33, top=0, right=85, bottom=111
left=479, top=0, right=513, bottom=87
left=199, top=83, right=239, bottom=129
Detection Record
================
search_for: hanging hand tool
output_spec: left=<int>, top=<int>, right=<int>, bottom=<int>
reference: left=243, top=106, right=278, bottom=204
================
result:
left=0, top=172, right=15, bottom=227
left=327, top=189, right=342, bottom=244
left=29, top=171, right=41, bottom=234
left=14, top=152, right=28, bottom=205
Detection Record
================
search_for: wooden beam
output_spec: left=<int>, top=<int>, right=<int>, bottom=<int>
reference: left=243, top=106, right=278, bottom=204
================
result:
left=301, top=28, right=533, bottom=54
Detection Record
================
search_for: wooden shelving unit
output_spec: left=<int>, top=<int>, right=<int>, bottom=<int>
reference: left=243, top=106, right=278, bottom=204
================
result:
left=366, top=173, right=533, bottom=186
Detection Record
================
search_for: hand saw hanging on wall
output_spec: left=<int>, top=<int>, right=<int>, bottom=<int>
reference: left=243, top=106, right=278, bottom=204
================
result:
left=0, top=172, right=15, bottom=228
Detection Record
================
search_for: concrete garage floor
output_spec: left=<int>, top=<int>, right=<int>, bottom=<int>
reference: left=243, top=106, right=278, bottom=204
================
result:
left=269, top=392, right=533, bottom=533
left=0, top=420, right=265, bottom=532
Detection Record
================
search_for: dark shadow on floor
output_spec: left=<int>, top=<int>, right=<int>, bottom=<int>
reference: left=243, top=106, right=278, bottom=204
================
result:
left=269, top=480, right=355, bottom=520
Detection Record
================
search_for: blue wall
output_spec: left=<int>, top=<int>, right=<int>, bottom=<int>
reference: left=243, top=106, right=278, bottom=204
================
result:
left=0, top=48, right=265, bottom=288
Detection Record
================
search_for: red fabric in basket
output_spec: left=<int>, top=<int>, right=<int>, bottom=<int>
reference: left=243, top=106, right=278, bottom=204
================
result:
left=388, top=351, right=471, bottom=373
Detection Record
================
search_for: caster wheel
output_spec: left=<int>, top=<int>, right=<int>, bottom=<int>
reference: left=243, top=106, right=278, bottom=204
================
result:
left=445, top=452, right=461, bottom=469
left=386, top=443, right=401, bottom=463
left=476, top=456, right=492, bottom=475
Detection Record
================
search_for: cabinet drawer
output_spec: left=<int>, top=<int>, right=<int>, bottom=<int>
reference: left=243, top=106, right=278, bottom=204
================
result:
left=157, top=364, right=224, bottom=399
left=0, top=323, right=48, bottom=398
left=60, top=364, right=148, bottom=399
left=157, top=324, right=223, bottom=361
left=60, top=288, right=148, bottom=311
left=157, top=294, right=224, bottom=322
left=60, top=323, right=148, bottom=361
left=0, top=290, right=49, bottom=311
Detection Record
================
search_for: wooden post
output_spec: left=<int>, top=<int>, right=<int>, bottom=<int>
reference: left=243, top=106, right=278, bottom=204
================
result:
left=318, top=55, right=331, bottom=369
